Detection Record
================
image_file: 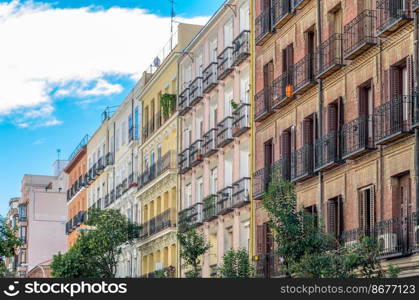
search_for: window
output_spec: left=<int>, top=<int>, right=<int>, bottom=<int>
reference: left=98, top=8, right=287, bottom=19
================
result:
left=358, top=186, right=375, bottom=234
left=240, top=67, right=250, bottom=103
left=185, top=183, right=192, bottom=208
left=327, top=197, right=343, bottom=238
left=224, top=226, right=233, bottom=251
left=224, top=82, right=233, bottom=117
left=223, top=18, right=233, bottom=48
left=196, top=177, right=203, bottom=204
left=19, top=226, right=27, bottom=242
left=240, top=140, right=250, bottom=178
left=264, top=139, right=273, bottom=168
left=239, top=1, right=250, bottom=32
left=209, top=38, right=218, bottom=63
left=184, top=127, right=191, bottom=148
left=210, top=168, right=218, bottom=194
left=195, top=50, right=203, bottom=77
left=134, top=106, right=139, bottom=139
left=240, top=221, right=250, bottom=251
left=18, top=204, right=27, bottom=221
left=224, top=151, right=233, bottom=187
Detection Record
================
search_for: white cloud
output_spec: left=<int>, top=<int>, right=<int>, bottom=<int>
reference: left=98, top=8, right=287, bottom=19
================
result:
left=0, top=0, right=208, bottom=126
left=33, top=137, right=47, bottom=145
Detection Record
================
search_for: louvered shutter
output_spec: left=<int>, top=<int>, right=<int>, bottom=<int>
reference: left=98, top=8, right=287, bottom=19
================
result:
left=358, top=190, right=365, bottom=230
left=390, top=67, right=401, bottom=99
left=256, top=224, right=267, bottom=255
left=328, top=200, right=337, bottom=236
left=359, top=88, right=368, bottom=115
left=303, top=118, right=313, bottom=145
left=287, top=44, right=294, bottom=85
left=281, top=131, right=290, bottom=157
left=383, top=69, right=389, bottom=102
left=369, top=186, right=375, bottom=229
left=337, top=196, right=343, bottom=237
left=291, top=125, right=296, bottom=151
left=328, top=103, right=338, bottom=132
left=407, top=55, right=414, bottom=97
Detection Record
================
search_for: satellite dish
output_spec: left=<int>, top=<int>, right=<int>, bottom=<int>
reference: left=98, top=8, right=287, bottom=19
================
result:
left=153, top=57, right=161, bottom=68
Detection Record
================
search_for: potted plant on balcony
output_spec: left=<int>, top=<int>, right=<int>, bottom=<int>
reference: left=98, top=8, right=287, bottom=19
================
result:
left=196, top=148, right=203, bottom=161
left=161, top=93, right=177, bottom=119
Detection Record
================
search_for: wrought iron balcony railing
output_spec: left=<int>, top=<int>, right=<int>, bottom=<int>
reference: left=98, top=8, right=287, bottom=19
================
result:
left=293, top=53, right=317, bottom=95
left=316, top=33, right=345, bottom=79
left=232, top=103, right=250, bottom=137
left=203, top=62, right=218, bottom=93
left=272, top=69, right=293, bottom=109
left=140, top=209, right=174, bottom=240
left=254, top=89, right=273, bottom=122
left=232, top=177, right=250, bottom=208
left=255, top=253, right=287, bottom=278
left=253, top=157, right=290, bottom=199
left=314, top=131, right=342, bottom=172
left=189, top=76, right=203, bottom=106
left=203, top=128, right=218, bottom=157
left=178, top=87, right=191, bottom=116
left=140, top=266, right=176, bottom=278
left=179, top=148, right=191, bottom=174
left=255, top=9, right=272, bottom=46
left=291, top=144, right=314, bottom=182
left=139, top=151, right=176, bottom=188
left=374, top=95, right=412, bottom=145
left=216, top=116, right=234, bottom=148
left=343, top=10, right=377, bottom=60
left=203, top=194, right=218, bottom=222
left=292, top=0, right=310, bottom=10
left=217, top=186, right=234, bottom=215
left=341, top=114, right=374, bottom=159
left=190, top=139, right=204, bottom=167
left=105, top=152, right=114, bottom=166
left=128, top=172, right=138, bottom=189
left=178, top=202, right=203, bottom=232
left=376, top=0, right=412, bottom=37
left=232, top=30, right=250, bottom=66
left=271, top=0, right=293, bottom=29
left=414, top=92, right=419, bottom=129
left=142, top=125, right=149, bottom=142
left=217, top=47, right=234, bottom=80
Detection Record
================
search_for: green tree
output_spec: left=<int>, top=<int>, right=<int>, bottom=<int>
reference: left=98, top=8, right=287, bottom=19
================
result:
left=51, top=209, right=140, bottom=278
left=0, top=218, right=21, bottom=278
left=262, top=166, right=398, bottom=278
left=218, top=249, right=253, bottom=278
left=177, top=227, right=210, bottom=278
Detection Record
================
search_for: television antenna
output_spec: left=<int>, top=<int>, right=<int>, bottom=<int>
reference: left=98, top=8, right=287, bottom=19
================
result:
left=169, top=0, right=176, bottom=49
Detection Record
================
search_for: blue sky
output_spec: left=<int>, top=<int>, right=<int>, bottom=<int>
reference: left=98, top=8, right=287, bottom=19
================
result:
left=0, top=0, right=224, bottom=215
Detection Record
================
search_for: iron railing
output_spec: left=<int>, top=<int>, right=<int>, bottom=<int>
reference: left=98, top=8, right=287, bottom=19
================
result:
left=414, top=92, right=419, bottom=129
left=376, top=0, right=412, bottom=37
left=317, top=33, right=345, bottom=79
left=271, top=0, right=293, bottom=29
left=217, top=116, right=234, bottom=148
left=272, top=69, right=293, bottom=109
left=217, top=186, right=234, bottom=215
left=293, top=53, right=317, bottom=94
left=217, top=47, right=234, bottom=80
left=255, top=9, right=272, bottom=45
left=343, top=10, right=377, bottom=60
left=179, top=148, right=191, bottom=174
left=140, top=209, right=174, bottom=240
left=232, top=177, right=251, bottom=208
left=203, top=128, right=218, bottom=157
left=190, top=139, right=204, bottom=167
left=232, top=103, right=250, bottom=137
left=189, top=76, right=203, bottom=106
left=292, top=0, right=309, bottom=10
left=178, top=87, right=191, bottom=116
left=232, top=30, right=250, bottom=66
left=254, top=89, right=272, bottom=122
left=178, top=202, right=203, bottom=232
left=341, top=115, right=374, bottom=159
left=203, top=62, right=218, bottom=93
left=255, top=253, right=287, bottom=278
left=291, top=144, right=314, bottom=182
left=314, top=131, right=341, bottom=171
left=203, top=194, right=218, bottom=221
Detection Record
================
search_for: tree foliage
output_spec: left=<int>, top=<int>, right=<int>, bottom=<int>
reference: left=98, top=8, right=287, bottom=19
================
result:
left=262, top=166, right=398, bottom=278
left=218, top=249, right=253, bottom=278
left=177, top=227, right=210, bottom=278
left=0, top=218, right=21, bottom=278
left=160, top=93, right=177, bottom=118
left=51, top=209, right=140, bottom=278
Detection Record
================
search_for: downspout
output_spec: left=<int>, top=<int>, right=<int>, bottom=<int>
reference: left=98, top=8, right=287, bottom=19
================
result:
left=316, top=0, right=324, bottom=219
left=414, top=13, right=419, bottom=213
left=249, top=0, right=255, bottom=260
left=176, top=55, right=182, bottom=278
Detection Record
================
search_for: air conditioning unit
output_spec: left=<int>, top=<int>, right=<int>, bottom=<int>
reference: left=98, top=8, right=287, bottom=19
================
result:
left=155, top=262, right=163, bottom=271
left=377, top=233, right=398, bottom=252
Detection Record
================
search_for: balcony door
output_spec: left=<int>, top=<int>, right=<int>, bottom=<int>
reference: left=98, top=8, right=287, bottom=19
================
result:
left=394, top=173, right=411, bottom=251
left=263, top=60, right=274, bottom=108
left=358, top=185, right=375, bottom=235
left=224, top=18, right=233, bottom=48
left=239, top=1, right=250, bottom=32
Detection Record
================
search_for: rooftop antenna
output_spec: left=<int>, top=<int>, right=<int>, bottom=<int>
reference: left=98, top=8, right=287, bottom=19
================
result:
left=56, top=149, right=61, bottom=174
left=169, top=0, right=175, bottom=49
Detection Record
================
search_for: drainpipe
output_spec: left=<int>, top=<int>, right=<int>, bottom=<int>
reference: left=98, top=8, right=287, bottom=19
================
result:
left=414, top=13, right=419, bottom=213
left=176, top=55, right=182, bottom=278
left=316, top=0, right=324, bottom=219
left=249, top=0, right=255, bottom=260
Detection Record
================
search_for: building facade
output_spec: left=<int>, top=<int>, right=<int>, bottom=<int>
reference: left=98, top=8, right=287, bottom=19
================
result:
left=178, top=0, right=251, bottom=278
left=17, top=173, right=67, bottom=277
left=254, top=0, right=419, bottom=277
left=135, top=23, right=202, bottom=278
left=65, top=136, right=89, bottom=249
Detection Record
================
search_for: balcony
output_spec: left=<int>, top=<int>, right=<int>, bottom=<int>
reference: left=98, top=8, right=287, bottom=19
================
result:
left=376, top=0, right=412, bottom=37
left=217, top=47, right=234, bottom=80
left=291, top=144, right=314, bottom=182
left=217, top=186, right=234, bottom=215
left=253, top=157, right=290, bottom=200
left=293, top=54, right=317, bottom=95
left=339, top=213, right=419, bottom=259
left=216, top=116, right=234, bottom=148
left=178, top=87, right=191, bottom=116
left=254, top=89, right=273, bottom=122
left=343, top=10, right=377, bottom=60
left=232, top=177, right=250, bottom=208
left=232, top=103, right=250, bottom=137
left=271, top=0, right=293, bottom=29
left=203, top=128, right=218, bottom=157
left=128, top=172, right=138, bottom=189
left=316, top=33, right=345, bottom=79
left=189, top=77, right=203, bottom=106
left=203, top=62, right=218, bottom=93
left=255, top=10, right=272, bottom=46
left=178, top=202, right=203, bottom=232
left=374, top=95, right=412, bottom=145
left=142, top=125, right=149, bottom=142
left=96, top=157, right=105, bottom=173
left=140, top=209, right=174, bottom=240
left=109, top=189, right=115, bottom=205
left=341, top=115, right=375, bottom=160
left=413, top=93, right=419, bottom=129
left=179, top=148, right=191, bottom=174
left=414, top=0, right=419, bottom=12
left=203, top=194, right=218, bottom=222
left=272, top=69, right=293, bottom=109
left=255, top=254, right=287, bottom=278
left=314, top=131, right=342, bottom=172
left=189, top=139, right=204, bottom=167
left=105, top=152, right=114, bottom=166
left=292, top=0, right=310, bottom=10
left=232, top=30, right=250, bottom=66
left=140, top=266, right=176, bottom=278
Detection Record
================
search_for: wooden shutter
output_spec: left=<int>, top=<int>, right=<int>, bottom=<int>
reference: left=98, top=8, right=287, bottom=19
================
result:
left=359, top=87, right=368, bottom=115
left=390, top=67, right=401, bottom=99
left=291, top=125, right=296, bottom=151
left=303, top=118, right=313, bottom=145
left=407, top=55, right=414, bottom=96
left=287, top=44, right=294, bottom=85
left=382, top=69, right=389, bottom=102
left=369, top=186, right=375, bottom=227
left=281, top=131, right=291, bottom=157
left=358, top=189, right=365, bottom=229
left=328, top=200, right=337, bottom=235
left=256, top=224, right=267, bottom=255
left=328, top=103, right=338, bottom=132
left=337, top=196, right=343, bottom=236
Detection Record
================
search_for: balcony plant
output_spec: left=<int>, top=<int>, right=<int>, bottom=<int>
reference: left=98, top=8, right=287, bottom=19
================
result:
left=161, top=93, right=177, bottom=119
